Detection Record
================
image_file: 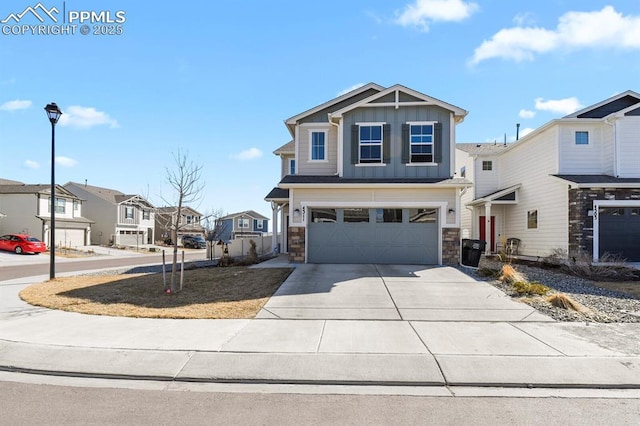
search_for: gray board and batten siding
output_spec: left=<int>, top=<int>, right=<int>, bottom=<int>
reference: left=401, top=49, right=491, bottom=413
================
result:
left=341, top=105, right=453, bottom=179
left=297, top=88, right=382, bottom=124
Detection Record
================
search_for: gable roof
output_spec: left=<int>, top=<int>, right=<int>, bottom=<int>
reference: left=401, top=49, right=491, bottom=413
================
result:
left=156, top=206, right=202, bottom=216
left=329, top=84, right=468, bottom=122
left=564, top=90, right=640, bottom=119
left=273, top=140, right=294, bottom=155
left=65, top=182, right=154, bottom=207
left=220, top=210, right=269, bottom=221
left=0, top=178, right=24, bottom=185
left=0, top=184, right=79, bottom=198
left=285, top=83, right=384, bottom=126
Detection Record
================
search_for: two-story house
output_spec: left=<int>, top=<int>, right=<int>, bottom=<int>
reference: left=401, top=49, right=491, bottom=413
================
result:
left=0, top=183, right=93, bottom=248
left=218, top=210, right=269, bottom=241
left=155, top=206, right=205, bottom=244
left=64, top=182, right=155, bottom=246
left=265, top=83, right=470, bottom=264
left=456, top=90, right=640, bottom=262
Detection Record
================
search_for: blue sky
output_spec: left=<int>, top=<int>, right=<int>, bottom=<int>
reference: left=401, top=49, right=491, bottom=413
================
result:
left=1, top=0, right=639, bottom=220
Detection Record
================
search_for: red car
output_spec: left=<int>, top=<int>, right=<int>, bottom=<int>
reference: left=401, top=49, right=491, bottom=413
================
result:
left=0, top=234, right=47, bottom=254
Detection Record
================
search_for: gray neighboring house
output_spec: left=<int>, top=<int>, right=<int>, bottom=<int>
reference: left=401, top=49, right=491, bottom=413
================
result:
left=155, top=206, right=205, bottom=244
left=0, top=183, right=92, bottom=247
left=219, top=210, right=269, bottom=241
left=64, top=182, right=155, bottom=246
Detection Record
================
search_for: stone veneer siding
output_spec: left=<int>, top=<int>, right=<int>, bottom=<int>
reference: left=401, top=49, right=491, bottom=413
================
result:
left=568, top=188, right=640, bottom=258
left=442, top=228, right=460, bottom=265
left=288, top=226, right=306, bottom=263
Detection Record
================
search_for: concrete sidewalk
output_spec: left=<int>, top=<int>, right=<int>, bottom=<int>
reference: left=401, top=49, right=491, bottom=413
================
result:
left=1, top=265, right=640, bottom=389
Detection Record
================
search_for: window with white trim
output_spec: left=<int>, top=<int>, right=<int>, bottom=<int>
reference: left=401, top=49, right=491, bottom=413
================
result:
left=410, top=123, right=434, bottom=163
left=48, top=198, right=66, bottom=214
left=125, top=206, right=134, bottom=219
left=527, top=210, right=538, bottom=229
left=256, top=220, right=263, bottom=229
left=289, top=158, right=296, bottom=175
left=482, top=161, right=493, bottom=171
left=310, top=131, right=326, bottom=161
left=143, top=210, right=150, bottom=220
left=359, top=125, right=382, bottom=163
left=238, top=218, right=249, bottom=228
left=575, top=131, right=589, bottom=145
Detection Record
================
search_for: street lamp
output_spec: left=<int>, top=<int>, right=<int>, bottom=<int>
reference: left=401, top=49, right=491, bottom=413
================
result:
left=44, top=102, right=62, bottom=280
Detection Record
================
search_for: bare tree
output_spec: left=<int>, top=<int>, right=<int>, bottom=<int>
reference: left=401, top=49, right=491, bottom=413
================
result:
left=202, top=208, right=228, bottom=261
left=164, top=150, right=204, bottom=292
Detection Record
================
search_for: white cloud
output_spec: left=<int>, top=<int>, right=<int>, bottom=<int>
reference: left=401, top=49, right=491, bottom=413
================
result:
left=58, top=105, right=119, bottom=129
left=471, top=6, right=640, bottom=64
left=0, top=99, right=32, bottom=111
left=519, top=109, right=536, bottom=119
left=24, top=160, right=39, bottom=169
left=395, top=0, right=478, bottom=31
left=534, top=97, right=583, bottom=115
left=519, top=127, right=535, bottom=138
left=55, top=156, right=78, bottom=167
left=230, top=147, right=262, bottom=161
left=337, top=83, right=366, bottom=96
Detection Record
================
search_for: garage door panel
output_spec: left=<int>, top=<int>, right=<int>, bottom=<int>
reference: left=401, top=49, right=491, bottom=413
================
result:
left=599, top=207, right=640, bottom=261
left=308, top=208, right=438, bottom=264
left=56, top=229, right=85, bottom=247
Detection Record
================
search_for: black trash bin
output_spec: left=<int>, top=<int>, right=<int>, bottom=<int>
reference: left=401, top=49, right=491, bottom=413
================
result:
left=460, top=239, right=487, bottom=268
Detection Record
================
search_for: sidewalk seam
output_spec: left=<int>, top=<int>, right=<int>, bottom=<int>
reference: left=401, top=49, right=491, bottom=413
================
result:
left=374, top=264, right=402, bottom=320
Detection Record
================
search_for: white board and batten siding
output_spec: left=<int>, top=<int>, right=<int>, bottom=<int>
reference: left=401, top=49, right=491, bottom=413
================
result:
left=557, top=123, right=610, bottom=175
left=454, top=148, right=476, bottom=238
left=296, top=124, right=338, bottom=176
left=500, top=126, right=568, bottom=257
left=617, top=117, right=640, bottom=178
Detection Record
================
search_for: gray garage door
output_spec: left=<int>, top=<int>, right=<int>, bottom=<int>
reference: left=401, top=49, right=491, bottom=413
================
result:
left=56, top=228, right=85, bottom=248
left=308, top=208, right=439, bottom=264
left=599, top=207, right=640, bottom=261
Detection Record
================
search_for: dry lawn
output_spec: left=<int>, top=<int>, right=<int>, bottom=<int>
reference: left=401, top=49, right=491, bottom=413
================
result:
left=592, top=281, right=640, bottom=299
left=20, top=266, right=293, bottom=319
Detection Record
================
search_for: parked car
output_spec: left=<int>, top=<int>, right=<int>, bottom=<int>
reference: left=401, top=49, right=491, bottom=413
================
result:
left=0, top=234, right=47, bottom=254
left=181, top=235, right=206, bottom=249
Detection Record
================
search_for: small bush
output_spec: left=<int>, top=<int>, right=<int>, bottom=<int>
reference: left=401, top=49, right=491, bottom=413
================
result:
left=248, top=240, right=258, bottom=262
left=499, top=264, right=526, bottom=284
left=545, top=248, right=639, bottom=281
left=547, top=293, right=590, bottom=313
left=512, top=281, right=550, bottom=296
left=478, top=267, right=500, bottom=278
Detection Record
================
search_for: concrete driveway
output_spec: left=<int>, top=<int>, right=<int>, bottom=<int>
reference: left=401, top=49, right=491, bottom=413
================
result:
left=258, top=264, right=552, bottom=322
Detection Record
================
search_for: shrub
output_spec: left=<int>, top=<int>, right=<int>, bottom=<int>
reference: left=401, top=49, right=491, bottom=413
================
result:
left=547, top=293, right=590, bottom=313
left=248, top=240, right=258, bottom=262
left=545, top=248, right=639, bottom=281
left=478, top=267, right=500, bottom=278
left=512, top=281, right=550, bottom=296
left=499, top=264, right=526, bottom=284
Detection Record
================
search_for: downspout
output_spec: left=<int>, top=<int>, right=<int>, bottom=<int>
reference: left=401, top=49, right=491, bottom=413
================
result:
left=328, top=113, right=341, bottom=176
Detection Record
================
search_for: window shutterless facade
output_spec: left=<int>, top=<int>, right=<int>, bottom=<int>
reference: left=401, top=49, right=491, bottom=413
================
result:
left=575, top=131, right=589, bottom=145
left=482, top=161, right=493, bottom=171
left=289, top=158, right=296, bottom=175
left=310, top=131, right=326, bottom=161
left=48, top=198, right=66, bottom=214
left=238, top=218, right=249, bottom=228
left=527, top=210, right=538, bottom=229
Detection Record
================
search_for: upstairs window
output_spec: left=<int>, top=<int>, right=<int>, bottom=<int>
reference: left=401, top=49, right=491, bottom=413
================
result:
left=238, top=218, right=249, bottom=228
left=256, top=220, right=263, bottom=229
left=143, top=210, right=150, bottom=220
left=289, top=159, right=296, bottom=175
left=410, top=124, right=434, bottom=163
left=48, top=198, right=66, bottom=214
left=73, top=200, right=79, bottom=211
left=482, top=161, right=493, bottom=171
left=125, top=206, right=134, bottom=219
left=359, top=125, right=383, bottom=163
left=527, top=210, right=538, bottom=229
left=575, top=131, right=589, bottom=145
left=310, top=131, right=326, bottom=161
left=460, top=166, right=466, bottom=178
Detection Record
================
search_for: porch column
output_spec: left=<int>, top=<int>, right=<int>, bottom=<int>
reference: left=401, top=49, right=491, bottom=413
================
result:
left=485, top=202, right=492, bottom=254
left=270, top=201, right=279, bottom=252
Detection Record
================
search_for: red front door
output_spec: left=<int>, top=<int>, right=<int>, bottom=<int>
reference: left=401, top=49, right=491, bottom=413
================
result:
left=479, top=216, right=496, bottom=251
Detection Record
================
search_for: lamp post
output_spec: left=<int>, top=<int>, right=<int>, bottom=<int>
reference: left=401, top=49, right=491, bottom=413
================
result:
left=44, top=102, right=62, bottom=280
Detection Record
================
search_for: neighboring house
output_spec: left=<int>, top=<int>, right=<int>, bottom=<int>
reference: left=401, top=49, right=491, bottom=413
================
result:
left=155, top=206, right=205, bottom=244
left=0, top=183, right=92, bottom=247
left=265, top=83, right=470, bottom=264
left=218, top=210, right=269, bottom=241
left=456, top=90, right=640, bottom=262
left=64, top=182, right=155, bottom=246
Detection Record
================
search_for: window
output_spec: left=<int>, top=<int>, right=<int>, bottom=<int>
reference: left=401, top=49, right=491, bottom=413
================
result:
left=527, top=210, right=538, bottom=229
left=186, top=215, right=192, bottom=224
left=289, top=159, right=296, bottom=175
left=48, top=198, right=66, bottom=213
left=375, top=209, right=402, bottom=223
left=460, top=166, right=466, bottom=178
left=73, top=200, right=79, bottom=211
left=410, top=124, right=434, bottom=163
left=143, top=210, right=150, bottom=220
left=482, top=161, right=493, bottom=171
left=343, top=208, right=369, bottom=223
left=310, top=131, right=326, bottom=161
left=238, top=218, right=249, bottom=228
left=125, top=206, right=134, bottom=219
left=311, top=208, right=337, bottom=223
left=359, top=125, right=382, bottom=163
left=409, top=208, right=437, bottom=223
left=575, top=131, right=589, bottom=145
left=256, top=220, right=263, bottom=229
